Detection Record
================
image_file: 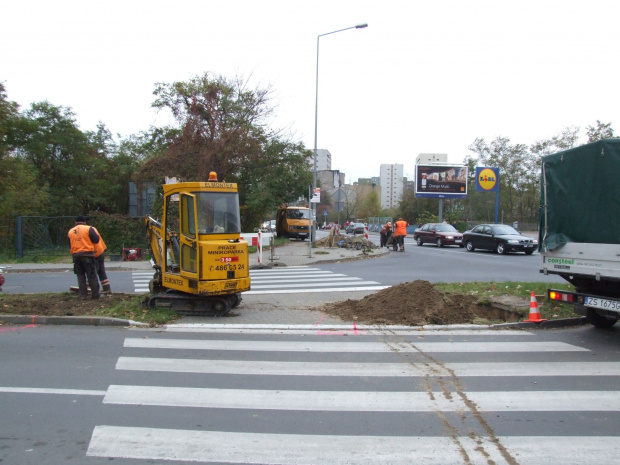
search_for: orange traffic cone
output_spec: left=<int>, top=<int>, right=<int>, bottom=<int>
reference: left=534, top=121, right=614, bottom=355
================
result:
left=523, top=291, right=547, bottom=323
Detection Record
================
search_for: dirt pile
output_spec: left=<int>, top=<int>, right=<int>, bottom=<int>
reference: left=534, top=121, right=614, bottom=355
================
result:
left=321, top=280, right=487, bottom=326
left=0, top=293, right=139, bottom=317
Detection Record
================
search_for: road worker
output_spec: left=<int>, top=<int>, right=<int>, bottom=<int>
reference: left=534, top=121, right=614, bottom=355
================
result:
left=68, top=216, right=100, bottom=299
left=393, top=218, right=408, bottom=252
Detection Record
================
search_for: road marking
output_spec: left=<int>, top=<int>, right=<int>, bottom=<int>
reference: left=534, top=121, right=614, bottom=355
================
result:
left=103, top=385, right=620, bottom=412
left=116, top=357, right=620, bottom=377
left=161, top=325, right=533, bottom=335
left=0, top=387, right=106, bottom=396
left=245, top=286, right=389, bottom=294
left=87, top=427, right=620, bottom=465
left=123, top=338, right=586, bottom=353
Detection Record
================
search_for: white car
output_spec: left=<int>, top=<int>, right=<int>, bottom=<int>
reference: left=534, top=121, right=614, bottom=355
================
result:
left=261, top=220, right=276, bottom=232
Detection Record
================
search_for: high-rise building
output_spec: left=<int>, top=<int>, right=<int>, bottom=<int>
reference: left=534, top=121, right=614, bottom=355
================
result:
left=380, top=164, right=404, bottom=209
left=315, top=149, right=332, bottom=171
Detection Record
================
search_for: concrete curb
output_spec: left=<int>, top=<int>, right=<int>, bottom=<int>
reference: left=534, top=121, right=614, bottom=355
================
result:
left=492, top=317, right=589, bottom=330
left=0, top=314, right=148, bottom=327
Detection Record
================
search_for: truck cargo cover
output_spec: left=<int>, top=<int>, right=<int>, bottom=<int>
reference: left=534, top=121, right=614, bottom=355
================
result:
left=540, top=138, right=620, bottom=250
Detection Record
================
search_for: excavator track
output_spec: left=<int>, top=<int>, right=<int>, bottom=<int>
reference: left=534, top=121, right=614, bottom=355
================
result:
left=147, top=290, right=241, bottom=316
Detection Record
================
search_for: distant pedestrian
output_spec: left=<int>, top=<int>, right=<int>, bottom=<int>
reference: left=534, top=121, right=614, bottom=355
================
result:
left=92, top=226, right=111, bottom=293
left=380, top=221, right=392, bottom=248
left=393, top=218, right=408, bottom=252
left=68, top=216, right=100, bottom=299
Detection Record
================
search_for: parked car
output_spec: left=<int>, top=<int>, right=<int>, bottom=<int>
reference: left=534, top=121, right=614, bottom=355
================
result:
left=462, top=224, right=538, bottom=255
left=345, top=222, right=366, bottom=235
left=413, top=223, right=463, bottom=247
left=261, top=219, right=276, bottom=232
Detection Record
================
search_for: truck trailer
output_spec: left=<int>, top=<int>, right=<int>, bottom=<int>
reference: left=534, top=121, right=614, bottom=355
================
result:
left=540, top=139, right=620, bottom=328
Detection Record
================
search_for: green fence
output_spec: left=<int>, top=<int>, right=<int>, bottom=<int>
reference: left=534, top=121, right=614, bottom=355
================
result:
left=1, top=215, right=149, bottom=260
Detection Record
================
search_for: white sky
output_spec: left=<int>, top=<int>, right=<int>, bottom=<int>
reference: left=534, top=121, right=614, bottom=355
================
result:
left=3, top=0, right=619, bottom=183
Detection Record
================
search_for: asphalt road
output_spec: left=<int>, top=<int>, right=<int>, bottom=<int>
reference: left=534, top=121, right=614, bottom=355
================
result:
left=3, top=239, right=564, bottom=295
left=2, top=324, right=619, bottom=464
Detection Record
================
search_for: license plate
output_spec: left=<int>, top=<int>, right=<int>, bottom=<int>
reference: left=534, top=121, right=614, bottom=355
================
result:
left=455, top=239, right=462, bottom=243
left=585, top=297, right=620, bottom=311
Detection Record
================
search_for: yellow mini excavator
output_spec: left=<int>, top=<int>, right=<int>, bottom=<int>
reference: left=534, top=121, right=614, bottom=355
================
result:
left=144, top=172, right=251, bottom=315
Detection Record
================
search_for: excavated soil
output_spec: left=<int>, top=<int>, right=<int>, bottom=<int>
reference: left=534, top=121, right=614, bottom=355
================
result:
left=0, top=292, right=141, bottom=317
left=320, top=280, right=497, bottom=326
left=0, top=280, right=507, bottom=326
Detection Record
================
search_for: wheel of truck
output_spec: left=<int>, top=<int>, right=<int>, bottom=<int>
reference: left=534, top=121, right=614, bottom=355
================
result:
left=466, top=241, right=475, bottom=252
left=416, top=236, right=423, bottom=246
left=496, top=242, right=507, bottom=255
left=586, top=308, right=618, bottom=328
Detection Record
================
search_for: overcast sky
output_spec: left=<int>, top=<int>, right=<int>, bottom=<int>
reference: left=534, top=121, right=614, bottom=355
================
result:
left=3, top=0, right=619, bottom=183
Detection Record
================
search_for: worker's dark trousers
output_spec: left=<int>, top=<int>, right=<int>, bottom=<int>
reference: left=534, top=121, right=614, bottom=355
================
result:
left=96, top=253, right=111, bottom=292
left=73, top=255, right=100, bottom=299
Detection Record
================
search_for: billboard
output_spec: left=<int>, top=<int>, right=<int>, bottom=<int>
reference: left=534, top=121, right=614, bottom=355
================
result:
left=415, top=165, right=468, bottom=198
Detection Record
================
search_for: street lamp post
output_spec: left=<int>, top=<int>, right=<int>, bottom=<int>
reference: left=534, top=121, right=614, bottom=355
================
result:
left=311, top=22, right=367, bottom=256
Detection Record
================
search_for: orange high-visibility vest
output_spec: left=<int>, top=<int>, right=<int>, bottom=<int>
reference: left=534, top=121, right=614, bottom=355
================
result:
left=394, top=220, right=408, bottom=236
left=92, top=227, right=107, bottom=258
left=68, top=224, right=95, bottom=255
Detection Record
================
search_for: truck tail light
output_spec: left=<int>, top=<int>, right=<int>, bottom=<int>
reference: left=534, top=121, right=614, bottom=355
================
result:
left=548, top=290, right=574, bottom=302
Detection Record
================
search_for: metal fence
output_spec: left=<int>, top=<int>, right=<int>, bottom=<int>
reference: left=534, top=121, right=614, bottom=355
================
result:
left=0, top=218, right=15, bottom=259
left=0, top=216, right=149, bottom=259
left=367, top=217, right=393, bottom=233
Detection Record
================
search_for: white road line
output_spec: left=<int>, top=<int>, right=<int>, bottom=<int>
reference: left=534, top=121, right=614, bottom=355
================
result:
left=104, top=385, right=620, bottom=412
left=87, top=427, right=620, bottom=465
left=249, top=266, right=311, bottom=272
left=251, top=276, right=360, bottom=284
left=123, top=338, right=586, bottom=353
left=250, top=280, right=380, bottom=289
left=250, top=274, right=350, bottom=282
left=245, top=285, right=389, bottom=294
left=0, top=387, right=106, bottom=396
left=116, top=357, right=620, bottom=377
left=162, top=325, right=533, bottom=336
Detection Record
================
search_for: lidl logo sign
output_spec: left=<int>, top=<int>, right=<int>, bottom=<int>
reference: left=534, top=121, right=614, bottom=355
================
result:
left=475, top=167, right=499, bottom=192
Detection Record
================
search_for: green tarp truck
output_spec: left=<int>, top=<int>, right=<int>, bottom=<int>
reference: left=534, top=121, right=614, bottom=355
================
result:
left=540, top=139, right=620, bottom=328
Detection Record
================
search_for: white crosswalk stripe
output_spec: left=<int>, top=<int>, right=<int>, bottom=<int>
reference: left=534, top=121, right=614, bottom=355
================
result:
left=248, top=266, right=387, bottom=294
left=132, top=266, right=388, bottom=294
left=131, top=271, right=152, bottom=293
left=87, top=329, right=620, bottom=464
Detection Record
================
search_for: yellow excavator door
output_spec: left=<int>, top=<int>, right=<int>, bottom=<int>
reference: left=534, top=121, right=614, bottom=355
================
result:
left=179, top=192, right=199, bottom=282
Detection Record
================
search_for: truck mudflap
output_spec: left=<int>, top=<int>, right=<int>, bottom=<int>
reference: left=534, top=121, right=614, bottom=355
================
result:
left=548, top=289, right=619, bottom=328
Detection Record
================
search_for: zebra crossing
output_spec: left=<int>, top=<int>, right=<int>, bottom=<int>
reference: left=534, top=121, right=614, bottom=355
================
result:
left=87, top=327, right=620, bottom=464
left=131, top=266, right=388, bottom=294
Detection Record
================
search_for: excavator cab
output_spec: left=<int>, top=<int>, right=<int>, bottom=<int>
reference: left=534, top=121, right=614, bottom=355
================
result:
left=145, top=173, right=250, bottom=315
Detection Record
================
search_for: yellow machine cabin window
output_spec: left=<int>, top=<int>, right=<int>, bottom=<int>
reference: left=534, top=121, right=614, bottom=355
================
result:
left=180, top=193, right=198, bottom=274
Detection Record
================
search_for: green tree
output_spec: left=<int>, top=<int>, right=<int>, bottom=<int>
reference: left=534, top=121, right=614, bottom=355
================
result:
left=357, top=186, right=382, bottom=220
left=11, top=101, right=107, bottom=215
left=0, top=84, right=50, bottom=217
left=586, top=120, right=614, bottom=142
left=141, top=73, right=271, bottom=182
left=468, top=137, right=539, bottom=223
left=140, top=73, right=313, bottom=231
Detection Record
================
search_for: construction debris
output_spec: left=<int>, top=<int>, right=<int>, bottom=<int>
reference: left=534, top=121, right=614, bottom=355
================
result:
left=314, top=230, right=378, bottom=250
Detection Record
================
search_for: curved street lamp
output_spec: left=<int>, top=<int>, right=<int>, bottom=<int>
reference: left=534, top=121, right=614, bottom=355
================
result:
left=311, top=23, right=368, bottom=256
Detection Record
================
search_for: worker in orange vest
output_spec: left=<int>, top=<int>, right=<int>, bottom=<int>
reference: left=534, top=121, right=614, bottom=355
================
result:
left=91, top=226, right=111, bottom=293
left=68, top=216, right=100, bottom=299
left=393, top=217, right=408, bottom=252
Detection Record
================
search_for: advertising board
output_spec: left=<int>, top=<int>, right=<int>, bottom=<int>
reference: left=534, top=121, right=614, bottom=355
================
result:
left=415, top=165, right=468, bottom=198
